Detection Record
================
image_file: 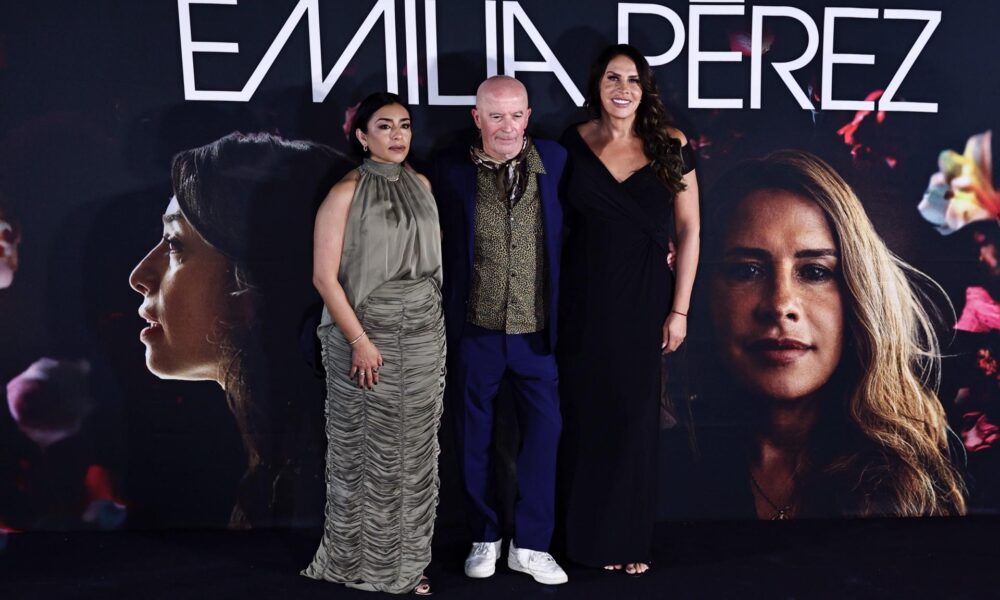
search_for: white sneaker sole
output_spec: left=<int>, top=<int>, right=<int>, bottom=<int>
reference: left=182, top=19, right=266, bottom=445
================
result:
left=507, top=557, right=568, bottom=585
left=464, top=561, right=497, bottom=578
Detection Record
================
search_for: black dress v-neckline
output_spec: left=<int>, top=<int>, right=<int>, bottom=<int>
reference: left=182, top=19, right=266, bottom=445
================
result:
left=569, top=124, right=652, bottom=185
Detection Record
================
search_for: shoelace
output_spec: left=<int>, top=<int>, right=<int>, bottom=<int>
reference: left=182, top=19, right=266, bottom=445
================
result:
left=471, top=544, right=493, bottom=557
left=529, top=552, right=557, bottom=567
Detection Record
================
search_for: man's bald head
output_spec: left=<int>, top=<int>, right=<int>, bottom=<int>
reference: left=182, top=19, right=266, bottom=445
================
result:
left=471, top=76, right=532, bottom=161
left=475, top=75, right=529, bottom=109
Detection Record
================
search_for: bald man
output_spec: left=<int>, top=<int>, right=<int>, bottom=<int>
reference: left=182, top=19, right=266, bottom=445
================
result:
left=434, top=76, right=568, bottom=585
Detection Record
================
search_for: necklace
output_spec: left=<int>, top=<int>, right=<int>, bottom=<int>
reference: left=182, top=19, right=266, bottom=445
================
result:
left=362, top=158, right=402, bottom=182
left=749, top=471, right=795, bottom=520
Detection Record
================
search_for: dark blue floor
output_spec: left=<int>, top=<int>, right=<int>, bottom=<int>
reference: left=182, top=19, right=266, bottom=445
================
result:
left=2, top=517, right=996, bottom=599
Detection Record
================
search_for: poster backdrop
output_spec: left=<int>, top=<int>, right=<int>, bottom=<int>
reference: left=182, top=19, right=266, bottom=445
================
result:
left=1, top=0, right=997, bottom=532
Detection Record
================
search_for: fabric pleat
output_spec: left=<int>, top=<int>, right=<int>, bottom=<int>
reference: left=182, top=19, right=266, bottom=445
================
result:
left=302, top=277, right=445, bottom=594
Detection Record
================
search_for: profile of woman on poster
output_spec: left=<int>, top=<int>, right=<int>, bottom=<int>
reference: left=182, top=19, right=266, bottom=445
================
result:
left=0, top=194, right=21, bottom=290
left=128, top=132, right=344, bottom=528
left=690, top=149, right=966, bottom=519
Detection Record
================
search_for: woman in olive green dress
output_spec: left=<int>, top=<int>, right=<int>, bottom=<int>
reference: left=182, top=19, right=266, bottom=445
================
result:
left=302, top=93, right=444, bottom=595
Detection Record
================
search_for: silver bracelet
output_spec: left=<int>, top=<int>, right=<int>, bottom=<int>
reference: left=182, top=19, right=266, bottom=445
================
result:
left=348, top=330, right=367, bottom=345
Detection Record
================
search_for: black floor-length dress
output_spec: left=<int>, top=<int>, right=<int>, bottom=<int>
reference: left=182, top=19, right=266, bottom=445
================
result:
left=558, top=125, right=693, bottom=566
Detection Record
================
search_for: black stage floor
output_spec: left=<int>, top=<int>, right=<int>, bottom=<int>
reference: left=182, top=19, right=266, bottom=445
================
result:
left=3, top=517, right=997, bottom=599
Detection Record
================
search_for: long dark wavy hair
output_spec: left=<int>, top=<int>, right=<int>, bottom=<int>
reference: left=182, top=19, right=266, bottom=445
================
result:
left=585, top=43, right=686, bottom=194
left=171, top=132, right=345, bottom=527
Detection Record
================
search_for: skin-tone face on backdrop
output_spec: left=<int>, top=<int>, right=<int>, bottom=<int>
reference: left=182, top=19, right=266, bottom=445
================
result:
left=471, top=77, right=532, bottom=161
left=710, top=189, right=845, bottom=402
left=129, top=196, right=239, bottom=383
left=0, top=217, right=19, bottom=289
left=355, top=103, right=412, bottom=164
left=598, top=54, right=643, bottom=120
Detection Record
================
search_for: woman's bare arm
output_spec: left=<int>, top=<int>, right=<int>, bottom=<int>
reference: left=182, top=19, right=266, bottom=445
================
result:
left=312, top=171, right=383, bottom=387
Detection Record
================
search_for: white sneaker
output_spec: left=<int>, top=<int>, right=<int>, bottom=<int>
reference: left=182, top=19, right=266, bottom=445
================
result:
left=464, top=540, right=502, bottom=578
left=507, top=541, right=568, bottom=585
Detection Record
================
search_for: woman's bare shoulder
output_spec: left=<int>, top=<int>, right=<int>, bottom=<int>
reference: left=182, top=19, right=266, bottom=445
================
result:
left=318, top=169, right=361, bottom=213
left=666, top=127, right=688, bottom=146
left=412, top=170, right=432, bottom=192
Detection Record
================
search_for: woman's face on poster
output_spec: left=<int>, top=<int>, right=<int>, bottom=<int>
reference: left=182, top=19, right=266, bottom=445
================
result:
left=710, top=189, right=845, bottom=402
left=128, top=197, right=236, bottom=383
left=0, top=218, right=20, bottom=289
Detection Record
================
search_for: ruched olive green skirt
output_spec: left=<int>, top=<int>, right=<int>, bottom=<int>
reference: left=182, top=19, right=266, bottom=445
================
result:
left=302, top=278, right=445, bottom=594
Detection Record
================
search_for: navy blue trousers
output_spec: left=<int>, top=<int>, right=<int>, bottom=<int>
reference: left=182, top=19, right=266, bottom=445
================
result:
left=452, top=324, right=561, bottom=551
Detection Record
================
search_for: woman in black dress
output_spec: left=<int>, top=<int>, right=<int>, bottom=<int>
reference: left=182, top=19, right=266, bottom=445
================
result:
left=558, top=44, right=700, bottom=574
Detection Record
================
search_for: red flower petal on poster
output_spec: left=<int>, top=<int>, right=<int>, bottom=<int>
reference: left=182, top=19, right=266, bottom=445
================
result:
left=84, top=465, right=117, bottom=503
left=836, top=90, right=885, bottom=146
left=342, top=102, right=361, bottom=140
left=82, top=465, right=127, bottom=528
left=961, top=411, right=1000, bottom=452
left=977, top=349, right=999, bottom=378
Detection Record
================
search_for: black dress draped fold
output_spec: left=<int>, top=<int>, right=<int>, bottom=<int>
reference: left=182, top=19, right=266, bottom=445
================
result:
left=558, top=125, right=692, bottom=566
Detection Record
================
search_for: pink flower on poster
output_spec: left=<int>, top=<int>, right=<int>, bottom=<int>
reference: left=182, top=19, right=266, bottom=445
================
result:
left=6, top=358, right=92, bottom=449
left=955, top=287, right=1000, bottom=333
left=342, top=102, right=361, bottom=140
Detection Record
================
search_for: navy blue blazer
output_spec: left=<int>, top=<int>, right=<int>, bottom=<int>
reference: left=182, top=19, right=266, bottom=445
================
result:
left=433, top=138, right=566, bottom=352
